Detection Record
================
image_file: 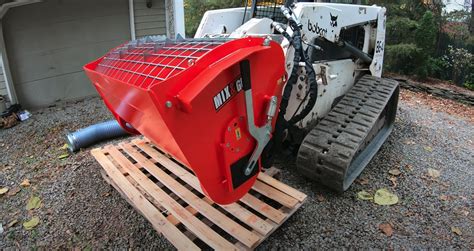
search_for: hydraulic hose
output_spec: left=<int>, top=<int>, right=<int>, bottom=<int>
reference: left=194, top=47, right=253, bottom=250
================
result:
left=66, top=120, right=131, bottom=152
left=262, top=6, right=319, bottom=167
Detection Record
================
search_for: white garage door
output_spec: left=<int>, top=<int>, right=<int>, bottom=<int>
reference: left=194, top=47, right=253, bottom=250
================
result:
left=3, top=0, right=131, bottom=108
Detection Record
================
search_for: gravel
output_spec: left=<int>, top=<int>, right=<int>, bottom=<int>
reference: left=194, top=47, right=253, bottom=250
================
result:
left=1, top=91, right=473, bottom=249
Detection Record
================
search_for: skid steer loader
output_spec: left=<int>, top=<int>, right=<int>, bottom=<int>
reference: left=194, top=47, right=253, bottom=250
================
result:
left=84, top=0, right=399, bottom=204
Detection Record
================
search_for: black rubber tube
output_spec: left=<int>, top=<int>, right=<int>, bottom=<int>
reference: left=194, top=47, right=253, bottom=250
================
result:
left=66, top=120, right=130, bottom=152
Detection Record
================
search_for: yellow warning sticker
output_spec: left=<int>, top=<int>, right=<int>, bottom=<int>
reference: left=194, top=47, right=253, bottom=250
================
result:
left=235, top=128, right=241, bottom=140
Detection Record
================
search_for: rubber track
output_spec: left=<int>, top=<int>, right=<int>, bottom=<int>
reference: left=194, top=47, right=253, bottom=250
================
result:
left=296, top=75, right=399, bottom=191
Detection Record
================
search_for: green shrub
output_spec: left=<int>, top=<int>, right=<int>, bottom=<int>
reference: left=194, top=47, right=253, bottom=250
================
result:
left=442, top=46, right=474, bottom=86
left=385, top=43, right=423, bottom=75
left=428, top=57, right=451, bottom=80
left=415, top=11, right=437, bottom=54
left=386, top=17, right=418, bottom=44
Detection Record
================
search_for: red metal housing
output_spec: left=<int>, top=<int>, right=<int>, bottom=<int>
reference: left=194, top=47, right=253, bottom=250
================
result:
left=84, top=37, right=286, bottom=204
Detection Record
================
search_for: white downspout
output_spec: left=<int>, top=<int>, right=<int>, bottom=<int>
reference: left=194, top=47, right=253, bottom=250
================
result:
left=0, top=20, right=18, bottom=104
left=173, top=0, right=185, bottom=37
left=128, top=0, right=136, bottom=40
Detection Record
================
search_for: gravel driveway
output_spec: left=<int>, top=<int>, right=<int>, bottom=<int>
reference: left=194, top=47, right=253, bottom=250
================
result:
left=1, top=90, right=473, bottom=249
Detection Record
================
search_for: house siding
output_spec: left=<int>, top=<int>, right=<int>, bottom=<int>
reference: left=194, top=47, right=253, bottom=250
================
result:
left=0, top=63, right=6, bottom=97
left=134, top=0, right=167, bottom=37
left=3, top=0, right=131, bottom=108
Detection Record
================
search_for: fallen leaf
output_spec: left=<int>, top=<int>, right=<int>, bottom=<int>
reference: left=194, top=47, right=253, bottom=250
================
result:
left=424, top=146, right=433, bottom=152
left=374, top=189, right=399, bottom=206
left=388, top=169, right=402, bottom=176
left=427, top=168, right=441, bottom=178
left=458, top=209, right=469, bottom=216
left=58, top=153, right=69, bottom=159
left=357, top=191, right=373, bottom=200
left=451, top=226, right=462, bottom=236
left=439, top=195, right=448, bottom=201
left=388, top=177, right=398, bottom=187
left=0, top=187, right=9, bottom=195
left=23, top=217, right=40, bottom=230
left=405, top=164, right=414, bottom=171
left=7, top=187, right=21, bottom=196
left=316, top=194, right=326, bottom=202
left=60, top=144, right=68, bottom=150
left=356, top=178, right=369, bottom=185
left=403, top=140, right=415, bottom=145
left=26, top=196, right=41, bottom=210
left=7, top=219, right=18, bottom=228
left=20, top=179, right=31, bottom=187
left=379, top=223, right=393, bottom=236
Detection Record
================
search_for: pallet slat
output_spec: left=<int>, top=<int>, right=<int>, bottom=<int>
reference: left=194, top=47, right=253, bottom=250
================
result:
left=136, top=141, right=277, bottom=235
left=91, top=149, right=200, bottom=250
left=91, top=137, right=307, bottom=250
left=121, top=143, right=260, bottom=248
left=108, top=147, right=237, bottom=250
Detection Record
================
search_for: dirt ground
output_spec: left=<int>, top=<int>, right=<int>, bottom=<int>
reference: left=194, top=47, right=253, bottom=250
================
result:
left=1, top=89, right=473, bottom=249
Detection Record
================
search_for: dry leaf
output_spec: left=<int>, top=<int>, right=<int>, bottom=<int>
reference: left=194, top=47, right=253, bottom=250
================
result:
left=60, top=144, right=68, bottom=150
left=20, top=179, right=31, bottom=187
left=427, top=168, right=441, bottom=178
left=424, top=146, right=433, bottom=152
left=7, top=187, right=21, bottom=196
left=0, top=187, right=9, bottom=195
left=379, top=223, right=393, bottom=236
left=458, top=209, right=469, bottom=216
left=439, top=195, right=448, bottom=201
left=451, top=226, right=462, bottom=236
left=7, top=219, right=18, bottom=228
left=26, top=196, right=41, bottom=210
left=388, top=177, right=398, bottom=187
left=23, top=217, right=40, bottom=230
left=403, top=140, right=415, bottom=145
left=388, top=169, right=402, bottom=176
left=356, top=178, right=369, bottom=185
left=374, top=189, right=399, bottom=206
left=357, top=191, right=373, bottom=200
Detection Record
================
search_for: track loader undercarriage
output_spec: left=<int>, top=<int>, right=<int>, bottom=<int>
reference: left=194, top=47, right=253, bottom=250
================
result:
left=297, top=75, right=399, bottom=191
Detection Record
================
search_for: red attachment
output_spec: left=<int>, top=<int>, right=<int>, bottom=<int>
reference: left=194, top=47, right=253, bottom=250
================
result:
left=84, top=37, right=286, bottom=204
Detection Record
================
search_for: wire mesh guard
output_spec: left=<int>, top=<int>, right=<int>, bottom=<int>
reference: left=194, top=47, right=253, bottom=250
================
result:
left=95, top=37, right=228, bottom=89
left=249, top=0, right=287, bottom=23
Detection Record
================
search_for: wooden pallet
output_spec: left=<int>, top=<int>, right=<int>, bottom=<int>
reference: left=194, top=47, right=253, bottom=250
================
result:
left=91, top=137, right=307, bottom=250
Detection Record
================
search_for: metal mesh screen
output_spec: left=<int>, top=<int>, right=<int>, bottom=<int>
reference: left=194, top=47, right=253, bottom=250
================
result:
left=96, top=37, right=227, bottom=89
left=244, top=0, right=287, bottom=23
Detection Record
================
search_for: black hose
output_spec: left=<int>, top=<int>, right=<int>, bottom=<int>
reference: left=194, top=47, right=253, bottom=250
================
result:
left=66, top=120, right=131, bottom=152
left=262, top=6, right=319, bottom=167
left=288, top=56, right=318, bottom=124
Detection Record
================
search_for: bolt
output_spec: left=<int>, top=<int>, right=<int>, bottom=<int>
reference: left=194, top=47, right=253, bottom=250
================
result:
left=263, top=37, right=271, bottom=46
left=165, top=101, right=172, bottom=108
left=227, top=127, right=231, bottom=132
left=226, top=143, right=230, bottom=148
left=188, top=59, right=195, bottom=66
